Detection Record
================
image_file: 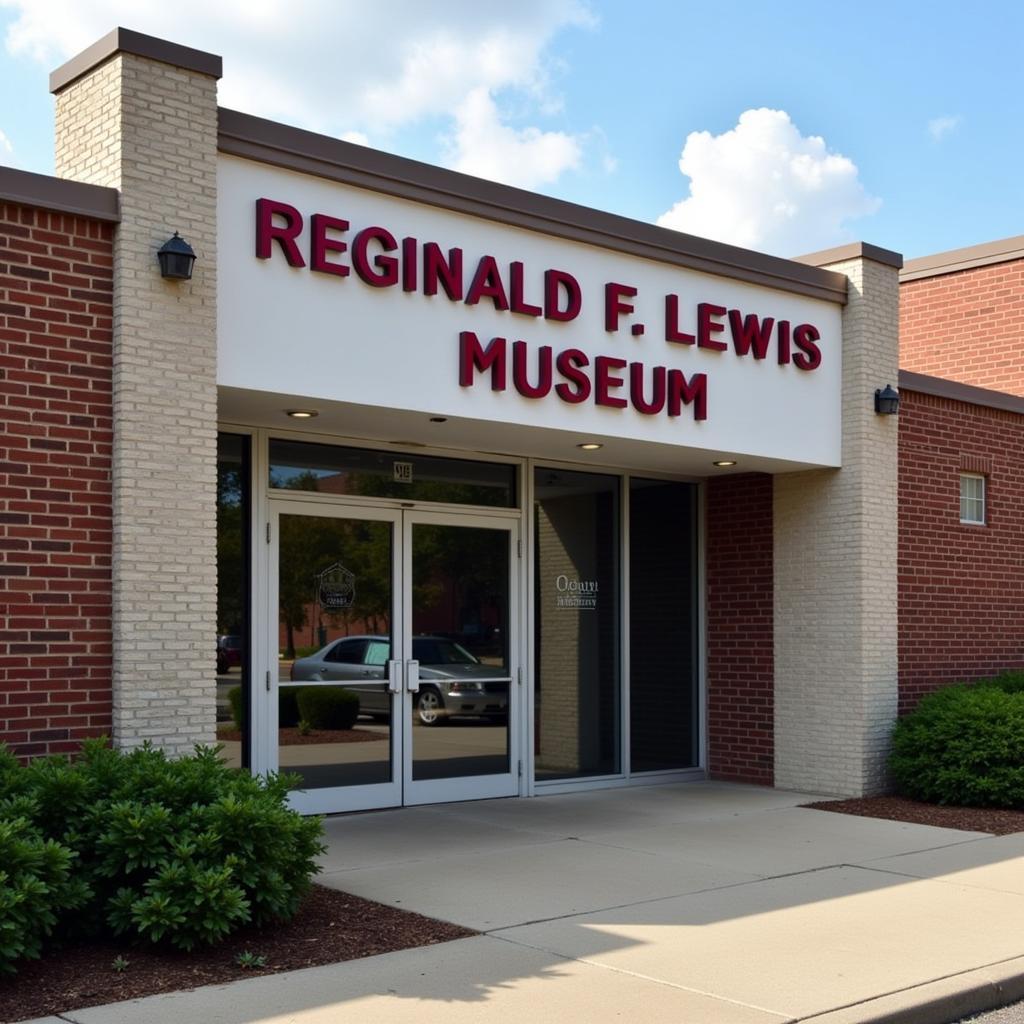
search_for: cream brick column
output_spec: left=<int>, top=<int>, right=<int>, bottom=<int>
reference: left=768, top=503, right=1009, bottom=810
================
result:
left=51, top=31, right=222, bottom=753
left=774, top=243, right=902, bottom=796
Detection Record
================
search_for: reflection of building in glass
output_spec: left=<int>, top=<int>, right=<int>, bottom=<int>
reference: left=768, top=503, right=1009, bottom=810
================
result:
left=535, top=470, right=619, bottom=780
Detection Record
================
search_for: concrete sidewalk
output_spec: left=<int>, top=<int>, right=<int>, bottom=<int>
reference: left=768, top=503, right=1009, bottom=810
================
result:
left=26, top=783, right=1024, bottom=1024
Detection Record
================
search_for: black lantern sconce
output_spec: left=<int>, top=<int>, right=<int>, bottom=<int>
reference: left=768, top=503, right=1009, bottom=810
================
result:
left=157, top=232, right=196, bottom=281
left=874, top=384, right=900, bottom=415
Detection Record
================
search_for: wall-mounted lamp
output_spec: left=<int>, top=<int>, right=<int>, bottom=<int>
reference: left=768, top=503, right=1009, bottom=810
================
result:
left=157, top=232, right=196, bottom=280
left=874, top=384, right=900, bottom=415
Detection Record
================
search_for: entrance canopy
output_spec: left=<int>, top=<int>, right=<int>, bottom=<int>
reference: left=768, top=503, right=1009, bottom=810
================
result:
left=219, top=386, right=839, bottom=477
left=217, top=138, right=846, bottom=473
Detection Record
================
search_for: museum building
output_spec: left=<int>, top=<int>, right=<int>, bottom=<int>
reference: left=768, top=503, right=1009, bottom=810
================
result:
left=1, top=29, right=1021, bottom=813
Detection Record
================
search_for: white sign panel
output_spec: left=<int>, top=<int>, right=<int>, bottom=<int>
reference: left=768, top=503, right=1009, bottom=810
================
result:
left=218, top=155, right=843, bottom=466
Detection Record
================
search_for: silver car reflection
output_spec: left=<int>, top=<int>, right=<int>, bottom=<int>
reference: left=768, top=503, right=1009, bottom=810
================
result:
left=288, top=635, right=508, bottom=726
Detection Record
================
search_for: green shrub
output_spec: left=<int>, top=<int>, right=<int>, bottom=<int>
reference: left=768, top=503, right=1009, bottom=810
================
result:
left=279, top=687, right=301, bottom=728
left=296, top=687, right=359, bottom=730
left=890, top=683, right=1024, bottom=806
left=227, top=687, right=300, bottom=729
left=0, top=817, right=90, bottom=974
left=977, top=670, right=1024, bottom=695
left=0, top=741, right=326, bottom=962
left=228, top=686, right=244, bottom=730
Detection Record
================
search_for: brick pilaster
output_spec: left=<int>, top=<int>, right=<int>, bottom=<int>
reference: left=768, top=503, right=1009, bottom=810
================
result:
left=774, top=251, right=901, bottom=796
left=53, top=40, right=220, bottom=753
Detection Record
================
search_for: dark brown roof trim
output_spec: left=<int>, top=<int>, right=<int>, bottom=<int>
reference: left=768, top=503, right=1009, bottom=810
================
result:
left=901, top=235, right=1024, bottom=282
left=793, top=241, right=903, bottom=270
left=898, top=369, right=1024, bottom=416
left=0, top=165, right=119, bottom=222
left=218, top=108, right=848, bottom=306
left=50, top=27, right=222, bottom=93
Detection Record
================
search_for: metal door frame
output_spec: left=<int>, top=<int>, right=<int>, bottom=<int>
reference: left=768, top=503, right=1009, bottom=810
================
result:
left=262, top=499, right=520, bottom=813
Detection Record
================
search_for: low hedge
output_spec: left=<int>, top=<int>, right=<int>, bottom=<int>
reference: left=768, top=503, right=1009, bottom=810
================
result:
left=227, top=686, right=300, bottom=730
left=295, top=687, right=359, bottom=731
left=0, top=741, right=325, bottom=974
left=890, top=675, right=1024, bottom=807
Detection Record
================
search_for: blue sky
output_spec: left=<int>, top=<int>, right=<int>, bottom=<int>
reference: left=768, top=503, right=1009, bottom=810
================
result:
left=1, top=0, right=1021, bottom=260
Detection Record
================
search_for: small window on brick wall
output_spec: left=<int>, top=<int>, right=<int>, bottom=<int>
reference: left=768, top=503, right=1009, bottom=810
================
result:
left=960, top=473, right=986, bottom=525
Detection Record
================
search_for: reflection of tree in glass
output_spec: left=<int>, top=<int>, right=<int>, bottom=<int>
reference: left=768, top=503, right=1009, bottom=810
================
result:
left=217, top=460, right=244, bottom=635
left=331, top=519, right=392, bottom=637
left=413, top=525, right=508, bottom=663
left=278, top=512, right=393, bottom=658
left=270, top=460, right=510, bottom=508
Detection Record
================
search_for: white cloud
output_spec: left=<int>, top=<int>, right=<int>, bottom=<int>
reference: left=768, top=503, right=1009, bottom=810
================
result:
left=340, top=131, right=370, bottom=147
left=444, top=88, right=581, bottom=189
left=657, top=108, right=881, bottom=257
left=0, top=127, right=19, bottom=168
left=0, top=1, right=593, bottom=185
left=928, top=115, right=962, bottom=141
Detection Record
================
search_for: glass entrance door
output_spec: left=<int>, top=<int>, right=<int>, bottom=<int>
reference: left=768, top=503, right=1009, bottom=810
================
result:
left=402, top=511, right=516, bottom=806
left=271, top=504, right=403, bottom=814
left=267, top=503, right=518, bottom=814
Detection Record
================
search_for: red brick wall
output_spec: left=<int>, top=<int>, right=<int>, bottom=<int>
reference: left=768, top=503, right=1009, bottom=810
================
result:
left=898, top=388, right=1024, bottom=712
left=0, top=201, right=113, bottom=757
left=900, top=258, right=1024, bottom=396
left=706, top=473, right=774, bottom=784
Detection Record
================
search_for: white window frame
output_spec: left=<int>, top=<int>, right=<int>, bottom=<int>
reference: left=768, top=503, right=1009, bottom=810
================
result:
left=960, top=472, right=986, bottom=526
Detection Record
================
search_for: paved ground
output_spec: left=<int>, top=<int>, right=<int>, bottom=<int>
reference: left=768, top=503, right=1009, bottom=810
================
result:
left=25, top=782, right=1024, bottom=1024
left=962, top=1003, right=1024, bottom=1023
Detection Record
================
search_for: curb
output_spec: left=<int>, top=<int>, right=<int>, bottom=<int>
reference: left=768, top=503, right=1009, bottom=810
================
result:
left=799, top=957, right=1024, bottom=1024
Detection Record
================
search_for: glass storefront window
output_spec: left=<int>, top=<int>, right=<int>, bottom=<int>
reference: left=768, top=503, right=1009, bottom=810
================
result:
left=629, top=479, right=698, bottom=771
left=534, top=467, right=620, bottom=780
left=269, top=440, right=517, bottom=508
left=217, top=433, right=251, bottom=769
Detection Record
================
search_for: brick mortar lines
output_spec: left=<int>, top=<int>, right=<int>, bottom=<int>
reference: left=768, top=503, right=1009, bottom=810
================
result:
left=773, top=256, right=900, bottom=797
left=55, top=53, right=219, bottom=753
left=705, top=474, right=774, bottom=785
left=898, top=388, right=1024, bottom=709
left=0, top=201, right=114, bottom=758
left=900, top=257, right=1024, bottom=396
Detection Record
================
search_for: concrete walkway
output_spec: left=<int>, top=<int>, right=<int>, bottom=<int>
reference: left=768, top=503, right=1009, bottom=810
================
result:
left=28, top=782, right=1024, bottom=1024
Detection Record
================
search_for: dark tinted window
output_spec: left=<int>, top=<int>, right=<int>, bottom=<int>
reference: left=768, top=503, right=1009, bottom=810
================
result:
left=325, top=639, right=368, bottom=664
left=629, top=480, right=698, bottom=772
left=217, top=433, right=250, bottom=769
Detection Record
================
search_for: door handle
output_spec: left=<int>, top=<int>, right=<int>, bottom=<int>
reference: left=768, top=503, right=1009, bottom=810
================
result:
left=386, top=660, right=401, bottom=694
left=406, top=659, right=420, bottom=693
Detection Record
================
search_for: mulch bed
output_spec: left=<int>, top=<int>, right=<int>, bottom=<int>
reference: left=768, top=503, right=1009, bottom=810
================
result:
left=0, top=884, right=474, bottom=1023
left=216, top=726, right=386, bottom=745
left=803, top=795, right=1024, bottom=835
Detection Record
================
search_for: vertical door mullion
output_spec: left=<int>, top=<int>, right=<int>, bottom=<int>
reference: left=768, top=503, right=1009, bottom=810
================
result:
left=399, top=511, right=412, bottom=801
left=262, top=503, right=280, bottom=776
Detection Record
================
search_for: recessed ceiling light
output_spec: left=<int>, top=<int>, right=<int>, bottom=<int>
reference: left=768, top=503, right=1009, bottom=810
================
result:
left=285, top=409, right=318, bottom=419
left=429, top=416, right=448, bottom=423
left=577, top=442, right=603, bottom=451
left=713, top=460, right=737, bottom=467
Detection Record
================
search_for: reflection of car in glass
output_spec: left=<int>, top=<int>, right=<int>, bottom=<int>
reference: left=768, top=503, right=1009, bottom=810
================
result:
left=289, top=635, right=508, bottom=725
left=217, top=635, right=243, bottom=674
